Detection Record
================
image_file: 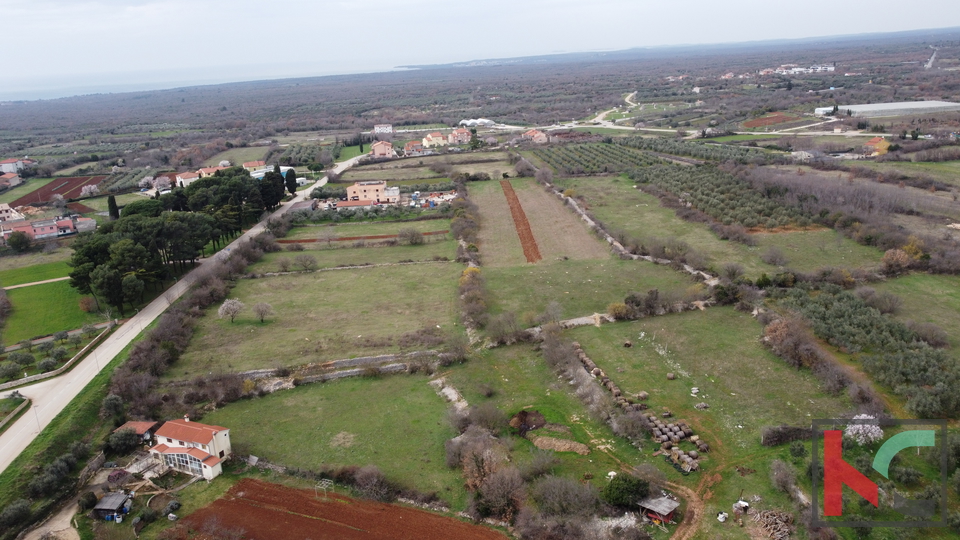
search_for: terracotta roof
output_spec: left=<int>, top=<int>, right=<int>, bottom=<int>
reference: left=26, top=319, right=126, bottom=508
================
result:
left=0, top=173, right=18, bottom=180
left=150, top=443, right=221, bottom=467
left=243, top=161, right=265, bottom=167
left=427, top=132, right=443, bottom=138
left=198, top=166, right=227, bottom=174
left=0, top=159, right=19, bottom=164
left=866, top=137, right=885, bottom=145
left=371, top=141, right=392, bottom=148
left=114, top=421, right=159, bottom=435
left=155, top=419, right=226, bottom=445
left=337, top=200, right=375, bottom=207
left=178, top=172, right=199, bottom=179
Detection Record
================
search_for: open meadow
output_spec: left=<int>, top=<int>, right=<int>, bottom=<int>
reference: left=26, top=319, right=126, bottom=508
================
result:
left=555, top=175, right=884, bottom=277
left=0, top=178, right=57, bottom=205
left=247, top=241, right=456, bottom=273
left=284, top=220, right=450, bottom=241
left=4, top=281, right=101, bottom=341
left=874, top=273, right=960, bottom=352
left=169, top=263, right=461, bottom=379
left=0, top=260, right=70, bottom=287
left=202, top=146, right=269, bottom=167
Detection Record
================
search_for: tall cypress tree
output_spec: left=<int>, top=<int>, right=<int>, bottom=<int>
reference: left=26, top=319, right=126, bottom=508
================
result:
left=107, top=195, right=119, bottom=220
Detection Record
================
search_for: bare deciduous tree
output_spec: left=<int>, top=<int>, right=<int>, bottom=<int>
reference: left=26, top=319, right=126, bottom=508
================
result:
left=293, top=254, right=318, bottom=271
left=252, top=302, right=274, bottom=323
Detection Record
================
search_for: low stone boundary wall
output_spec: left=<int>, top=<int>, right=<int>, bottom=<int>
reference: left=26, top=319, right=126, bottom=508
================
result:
left=0, top=324, right=114, bottom=392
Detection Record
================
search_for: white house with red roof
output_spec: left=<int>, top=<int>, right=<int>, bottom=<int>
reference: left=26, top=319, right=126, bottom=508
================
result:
left=0, top=159, right=23, bottom=174
left=242, top=160, right=266, bottom=171
left=522, top=129, right=548, bottom=144
left=149, top=417, right=232, bottom=480
left=0, top=172, right=22, bottom=188
left=197, top=166, right=228, bottom=178
left=370, top=140, right=396, bottom=159
left=176, top=171, right=200, bottom=187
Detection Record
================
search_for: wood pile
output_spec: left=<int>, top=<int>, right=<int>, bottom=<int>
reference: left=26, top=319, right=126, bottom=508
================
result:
left=751, top=510, right=793, bottom=540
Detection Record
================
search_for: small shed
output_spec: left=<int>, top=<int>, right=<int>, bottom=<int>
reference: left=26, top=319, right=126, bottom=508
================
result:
left=639, top=496, right=680, bottom=523
left=93, top=492, right=130, bottom=520
left=113, top=421, right=160, bottom=444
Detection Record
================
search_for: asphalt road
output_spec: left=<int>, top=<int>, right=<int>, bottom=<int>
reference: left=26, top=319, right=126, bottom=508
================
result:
left=0, top=157, right=358, bottom=475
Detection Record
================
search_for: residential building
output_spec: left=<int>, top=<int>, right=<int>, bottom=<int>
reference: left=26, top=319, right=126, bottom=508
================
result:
left=0, top=204, right=22, bottom=222
left=114, top=421, right=161, bottom=444
left=422, top=132, right=448, bottom=148
left=347, top=180, right=399, bottom=204
left=370, top=140, right=395, bottom=158
left=0, top=172, right=22, bottom=187
left=197, top=166, right=228, bottom=178
left=373, top=124, right=393, bottom=135
left=176, top=172, right=200, bottom=187
left=149, top=417, right=231, bottom=480
left=56, top=219, right=76, bottom=235
left=864, top=137, right=891, bottom=156
left=30, top=219, right=59, bottom=240
left=75, top=217, right=96, bottom=233
left=242, top=161, right=266, bottom=171
left=523, top=129, right=548, bottom=144
left=0, top=215, right=95, bottom=243
left=0, top=159, right=23, bottom=174
left=448, top=128, right=472, bottom=145
left=404, top=141, right=424, bottom=156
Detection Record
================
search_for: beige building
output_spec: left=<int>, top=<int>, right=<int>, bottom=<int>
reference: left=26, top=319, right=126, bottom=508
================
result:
left=448, top=128, right=472, bottom=145
left=422, top=132, right=448, bottom=148
left=370, top=140, right=395, bottom=158
left=347, top=181, right=399, bottom=204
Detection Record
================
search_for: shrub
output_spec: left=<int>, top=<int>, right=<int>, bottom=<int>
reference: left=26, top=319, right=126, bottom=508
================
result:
left=607, top=302, right=629, bottom=320
left=0, top=499, right=30, bottom=528
left=354, top=465, right=395, bottom=502
left=521, top=449, right=560, bottom=481
left=602, top=474, right=649, bottom=508
left=762, top=246, right=789, bottom=266
left=293, top=254, right=318, bottom=271
left=8, top=351, right=34, bottom=366
left=770, top=459, right=796, bottom=496
left=285, top=242, right=304, bottom=252
left=277, top=258, right=292, bottom=272
left=478, top=467, right=526, bottom=520
left=398, top=228, right=425, bottom=245
left=790, top=441, right=808, bottom=460
left=487, top=311, right=522, bottom=344
left=468, top=402, right=508, bottom=433
left=107, top=428, right=142, bottom=454
left=533, top=476, right=598, bottom=517
left=907, top=321, right=949, bottom=348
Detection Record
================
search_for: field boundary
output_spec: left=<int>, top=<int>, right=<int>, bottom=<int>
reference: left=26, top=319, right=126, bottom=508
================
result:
left=500, top=180, right=542, bottom=263
left=0, top=399, right=30, bottom=436
left=0, top=324, right=114, bottom=392
left=278, top=230, right=449, bottom=243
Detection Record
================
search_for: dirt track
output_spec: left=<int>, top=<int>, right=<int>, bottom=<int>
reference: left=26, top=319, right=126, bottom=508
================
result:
left=176, top=478, right=507, bottom=540
left=500, top=180, right=542, bottom=263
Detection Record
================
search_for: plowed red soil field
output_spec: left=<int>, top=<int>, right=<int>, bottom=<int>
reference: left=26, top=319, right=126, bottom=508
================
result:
left=500, top=180, right=542, bottom=263
left=742, top=112, right=800, bottom=128
left=11, top=176, right=105, bottom=207
left=173, top=478, right=507, bottom=540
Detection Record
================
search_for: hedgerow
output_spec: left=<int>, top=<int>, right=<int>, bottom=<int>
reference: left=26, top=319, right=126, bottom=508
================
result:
left=618, top=136, right=775, bottom=164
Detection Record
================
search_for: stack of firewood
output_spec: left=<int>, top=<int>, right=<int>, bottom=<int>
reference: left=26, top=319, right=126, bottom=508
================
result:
left=752, top=509, right=793, bottom=540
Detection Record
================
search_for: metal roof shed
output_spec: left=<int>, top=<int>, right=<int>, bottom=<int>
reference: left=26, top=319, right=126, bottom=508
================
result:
left=639, top=496, right=680, bottom=523
left=93, top=492, right=130, bottom=519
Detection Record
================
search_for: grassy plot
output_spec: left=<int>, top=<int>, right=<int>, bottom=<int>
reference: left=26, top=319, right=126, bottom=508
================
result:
left=80, top=192, right=149, bottom=212
left=5, top=281, right=102, bottom=341
left=0, top=260, right=71, bottom=287
left=337, top=145, right=364, bottom=162
left=567, top=308, right=853, bottom=539
left=484, top=257, right=693, bottom=320
left=170, top=264, right=461, bottom=379
left=201, top=374, right=466, bottom=507
left=0, top=249, right=73, bottom=274
left=874, top=273, right=960, bottom=351
left=555, top=176, right=883, bottom=277
left=444, top=344, right=649, bottom=495
left=854, top=159, right=960, bottom=187
left=285, top=220, right=450, bottom=240
left=0, top=178, right=57, bottom=204
left=246, top=241, right=457, bottom=273
left=202, top=147, right=269, bottom=167
left=344, top=167, right=444, bottom=182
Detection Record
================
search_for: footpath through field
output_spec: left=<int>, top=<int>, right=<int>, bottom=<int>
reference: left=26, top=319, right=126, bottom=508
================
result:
left=3, top=276, right=70, bottom=290
left=0, top=157, right=358, bottom=475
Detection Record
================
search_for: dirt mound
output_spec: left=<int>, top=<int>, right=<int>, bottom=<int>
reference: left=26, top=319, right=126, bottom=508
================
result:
left=176, top=478, right=507, bottom=540
left=509, top=410, right=546, bottom=434
left=529, top=435, right=590, bottom=455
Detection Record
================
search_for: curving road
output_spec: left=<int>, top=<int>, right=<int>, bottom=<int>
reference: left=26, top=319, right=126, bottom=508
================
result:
left=0, top=157, right=361, bottom=475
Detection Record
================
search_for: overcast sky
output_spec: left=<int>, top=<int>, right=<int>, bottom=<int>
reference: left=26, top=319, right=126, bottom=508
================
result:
left=3, top=0, right=959, bottom=101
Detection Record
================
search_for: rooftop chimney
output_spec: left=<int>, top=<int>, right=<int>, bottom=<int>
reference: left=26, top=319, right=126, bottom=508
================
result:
left=183, top=415, right=190, bottom=422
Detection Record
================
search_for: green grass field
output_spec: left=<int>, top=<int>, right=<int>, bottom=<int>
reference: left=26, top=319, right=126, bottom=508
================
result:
left=555, top=176, right=883, bottom=278
left=202, top=374, right=465, bottom=507
left=708, top=134, right=781, bottom=142
left=874, top=273, right=960, bottom=351
left=337, top=145, right=364, bottom=162
left=4, top=281, right=102, bottom=341
left=853, top=160, right=960, bottom=187
left=245, top=241, right=456, bottom=273
left=483, top=257, right=694, bottom=320
left=566, top=307, right=852, bottom=539
left=0, top=261, right=71, bottom=287
left=0, top=248, right=73, bottom=273
left=80, top=192, right=149, bottom=212
left=344, top=167, right=444, bottom=182
left=202, top=147, right=270, bottom=167
left=0, top=178, right=57, bottom=204
left=170, top=264, right=461, bottom=379
left=285, top=220, right=450, bottom=240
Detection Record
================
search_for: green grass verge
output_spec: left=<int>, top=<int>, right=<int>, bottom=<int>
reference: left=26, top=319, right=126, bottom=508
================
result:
left=80, top=192, right=149, bottom=212
left=0, top=248, right=73, bottom=273
left=169, top=264, right=461, bottom=379
left=337, top=145, right=364, bottom=162
left=246, top=241, right=456, bottom=274
left=853, top=160, right=960, bottom=187
left=0, top=261, right=71, bottom=287
left=0, top=398, right=28, bottom=437
left=874, top=273, right=960, bottom=353
left=5, top=281, right=102, bottom=341
left=0, top=178, right=57, bottom=204
left=555, top=176, right=883, bottom=278
left=708, top=134, right=781, bottom=142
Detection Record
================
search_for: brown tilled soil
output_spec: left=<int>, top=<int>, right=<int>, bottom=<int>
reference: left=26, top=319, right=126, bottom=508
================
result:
left=512, top=181, right=610, bottom=261
left=500, top=180, right=542, bottom=263
left=174, top=478, right=507, bottom=540
left=12, top=176, right=105, bottom=207
left=742, top=112, right=800, bottom=128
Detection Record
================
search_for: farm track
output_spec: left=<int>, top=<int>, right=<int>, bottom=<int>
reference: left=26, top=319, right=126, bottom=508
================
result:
left=499, top=180, right=542, bottom=263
